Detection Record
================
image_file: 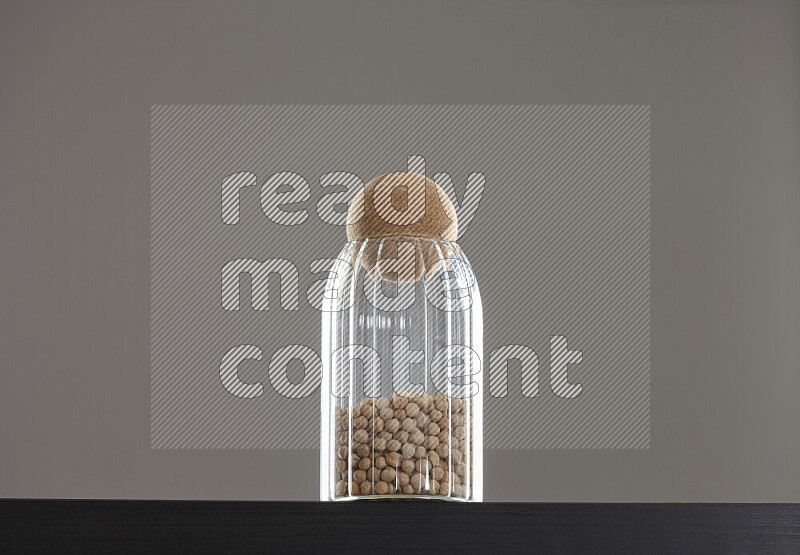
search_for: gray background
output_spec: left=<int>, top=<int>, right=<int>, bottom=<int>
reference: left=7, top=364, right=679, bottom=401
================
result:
left=1, top=0, right=798, bottom=501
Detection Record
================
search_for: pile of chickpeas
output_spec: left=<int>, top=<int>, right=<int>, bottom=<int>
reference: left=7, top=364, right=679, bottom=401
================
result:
left=333, top=392, right=473, bottom=499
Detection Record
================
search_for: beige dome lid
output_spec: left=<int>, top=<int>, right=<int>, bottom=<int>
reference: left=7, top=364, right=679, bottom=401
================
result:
left=346, top=172, right=458, bottom=242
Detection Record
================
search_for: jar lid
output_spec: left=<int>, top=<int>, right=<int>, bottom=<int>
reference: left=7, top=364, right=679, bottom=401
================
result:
left=346, top=172, right=458, bottom=241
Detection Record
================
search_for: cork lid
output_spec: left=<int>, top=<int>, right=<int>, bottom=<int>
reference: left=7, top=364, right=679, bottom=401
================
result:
left=346, top=172, right=458, bottom=241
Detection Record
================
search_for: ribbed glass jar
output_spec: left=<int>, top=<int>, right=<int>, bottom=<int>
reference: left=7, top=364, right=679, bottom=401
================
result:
left=320, top=236, right=483, bottom=501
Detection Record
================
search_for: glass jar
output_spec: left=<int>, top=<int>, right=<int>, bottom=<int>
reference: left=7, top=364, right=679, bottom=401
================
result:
left=320, top=235, right=483, bottom=501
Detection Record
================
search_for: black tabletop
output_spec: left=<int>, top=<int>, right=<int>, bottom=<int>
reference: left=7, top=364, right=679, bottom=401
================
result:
left=1, top=500, right=798, bottom=553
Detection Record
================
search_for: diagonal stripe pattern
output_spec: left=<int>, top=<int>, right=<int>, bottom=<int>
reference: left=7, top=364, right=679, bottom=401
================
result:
left=151, top=105, right=650, bottom=450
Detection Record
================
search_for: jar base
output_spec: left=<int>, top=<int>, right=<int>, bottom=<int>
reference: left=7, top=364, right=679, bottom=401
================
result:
left=330, top=494, right=480, bottom=502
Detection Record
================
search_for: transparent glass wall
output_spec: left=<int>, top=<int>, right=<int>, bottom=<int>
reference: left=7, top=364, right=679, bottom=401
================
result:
left=320, top=236, right=483, bottom=501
